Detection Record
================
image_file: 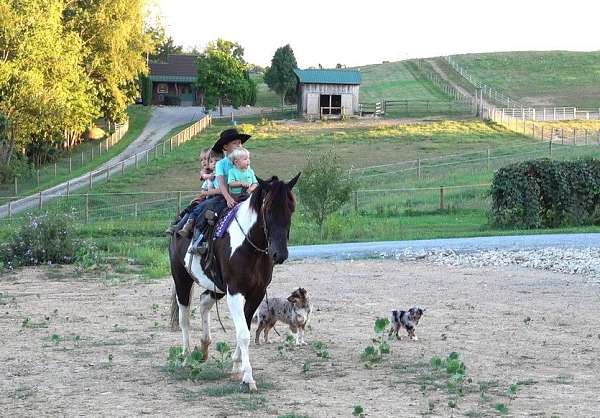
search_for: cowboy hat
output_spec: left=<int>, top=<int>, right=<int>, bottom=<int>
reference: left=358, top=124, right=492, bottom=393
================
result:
left=212, top=128, right=251, bottom=152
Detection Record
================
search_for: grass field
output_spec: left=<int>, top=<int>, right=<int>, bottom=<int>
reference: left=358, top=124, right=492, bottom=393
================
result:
left=251, top=73, right=285, bottom=108
left=450, top=51, right=600, bottom=107
left=357, top=61, right=451, bottom=103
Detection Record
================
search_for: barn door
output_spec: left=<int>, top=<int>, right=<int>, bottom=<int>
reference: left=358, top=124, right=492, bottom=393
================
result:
left=307, top=93, right=319, bottom=115
left=341, top=94, right=353, bottom=115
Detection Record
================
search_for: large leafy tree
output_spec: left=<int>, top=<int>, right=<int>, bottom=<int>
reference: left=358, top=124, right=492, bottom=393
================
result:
left=197, top=39, right=256, bottom=115
left=63, top=0, right=155, bottom=123
left=264, top=44, right=298, bottom=106
left=0, top=0, right=99, bottom=166
left=147, top=25, right=183, bottom=62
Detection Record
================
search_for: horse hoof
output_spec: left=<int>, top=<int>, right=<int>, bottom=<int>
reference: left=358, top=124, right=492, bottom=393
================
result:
left=239, top=381, right=258, bottom=393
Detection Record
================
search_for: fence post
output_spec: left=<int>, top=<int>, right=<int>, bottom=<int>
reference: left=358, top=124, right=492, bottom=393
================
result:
left=89, top=172, right=92, bottom=189
left=145, top=151, right=149, bottom=165
left=85, top=194, right=89, bottom=224
left=177, top=191, right=182, bottom=213
left=69, top=156, right=72, bottom=173
left=8, top=201, right=11, bottom=220
left=54, top=163, right=57, bottom=177
left=134, top=203, right=138, bottom=218
left=352, top=191, right=358, bottom=212
left=81, top=151, right=84, bottom=165
left=549, top=137, right=553, bottom=158
left=91, top=146, right=94, bottom=160
left=14, top=177, right=17, bottom=196
left=585, top=130, right=588, bottom=145
left=163, top=142, right=166, bottom=155
left=561, top=128, right=564, bottom=145
left=37, top=169, right=40, bottom=187
left=170, top=137, right=173, bottom=152
left=135, top=154, right=138, bottom=169
left=541, top=126, right=544, bottom=141
left=38, top=191, right=42, bottom=209
left=66, top=180, right=70, bottom=197
left=439, top=186, right=445, bottom=210
left=121, top=161, right=125, bottom=175
left=106, top=167, right=110, bottom=181
left=573, top=128, right=576, bottom=145
left=417, top=159, right=421, bottom=179
left=487, top=148, right=491, bottom=171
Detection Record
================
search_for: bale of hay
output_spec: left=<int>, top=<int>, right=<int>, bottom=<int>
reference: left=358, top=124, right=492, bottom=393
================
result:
left=86, top=126, right=105, bottom=140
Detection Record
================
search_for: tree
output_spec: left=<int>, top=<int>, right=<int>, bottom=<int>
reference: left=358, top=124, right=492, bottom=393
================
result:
left=264, top=45, right=298, bottom=106
left=63, top=0, right=155, bottom=123
left=0, top=0, right=99, bottom=166
left=148, top=26, right=183, bottom=62
left=197, top=39, right=255, bottom=115
left=297, top=149, right=356, bottom=239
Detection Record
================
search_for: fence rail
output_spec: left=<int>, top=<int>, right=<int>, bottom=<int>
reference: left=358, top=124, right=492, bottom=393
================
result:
left=496, top=107, right=600, bottom=121
left=444, top=56, right=523, bottom=108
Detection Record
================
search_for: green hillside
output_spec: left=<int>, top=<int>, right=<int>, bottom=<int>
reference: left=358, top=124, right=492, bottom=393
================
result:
left=357, top=61, right=450, bottom=102
left=450, top=51, right=600, bottom=107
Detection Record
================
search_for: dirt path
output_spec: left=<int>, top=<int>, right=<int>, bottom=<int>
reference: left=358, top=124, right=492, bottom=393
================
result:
left=426, top=59, right=493, bottom=110
left=0, top=107, right=203, bottom=219
left=1, top=261, right=598, bottom=417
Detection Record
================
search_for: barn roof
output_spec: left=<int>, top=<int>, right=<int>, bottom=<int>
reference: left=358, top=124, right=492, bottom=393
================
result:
left=148, top=54, right=198, bottom=82
left=294, top=69, right=361, bottom=85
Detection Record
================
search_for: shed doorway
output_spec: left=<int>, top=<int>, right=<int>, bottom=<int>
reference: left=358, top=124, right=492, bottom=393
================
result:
left=320, top=94, right=342, bottom=115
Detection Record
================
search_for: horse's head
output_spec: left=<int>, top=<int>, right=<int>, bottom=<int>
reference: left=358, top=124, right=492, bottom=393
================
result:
left=253, top=173, right=300, bottom=264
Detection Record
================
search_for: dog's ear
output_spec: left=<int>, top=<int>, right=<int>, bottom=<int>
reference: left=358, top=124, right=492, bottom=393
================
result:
left=287, top=295, right=296, bottom=303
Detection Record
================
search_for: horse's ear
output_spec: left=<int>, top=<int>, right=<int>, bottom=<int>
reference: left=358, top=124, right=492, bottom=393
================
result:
left=287, top=172, right=301, bottom=190
left=257, top=176, right=270, bottom=191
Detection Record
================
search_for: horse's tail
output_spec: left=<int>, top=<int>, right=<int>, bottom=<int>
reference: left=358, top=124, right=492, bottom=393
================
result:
left=169, top=284, right=195, bottom=331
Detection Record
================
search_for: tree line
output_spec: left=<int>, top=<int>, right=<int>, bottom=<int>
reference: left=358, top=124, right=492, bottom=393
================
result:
left=0, top=0, right=154, bottom=181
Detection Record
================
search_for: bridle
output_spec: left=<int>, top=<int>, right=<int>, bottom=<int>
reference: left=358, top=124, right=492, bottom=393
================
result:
left=233, top=195, right=270, bottom=254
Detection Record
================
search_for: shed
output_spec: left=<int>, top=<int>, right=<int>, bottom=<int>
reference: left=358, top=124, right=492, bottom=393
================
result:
left=142, top=55, right=201, bottom=106
left=294, top=69, right=361, bottom=118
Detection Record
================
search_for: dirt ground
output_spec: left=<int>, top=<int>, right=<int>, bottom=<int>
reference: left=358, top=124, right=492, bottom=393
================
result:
left=1, top=260, right=599, bottom=417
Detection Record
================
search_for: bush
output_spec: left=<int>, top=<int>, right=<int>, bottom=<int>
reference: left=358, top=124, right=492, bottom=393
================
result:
left=297, top=149, right=356, bottom=238
left=490, top=158, right=600, bottom=228
left=0, top=213, right=78, bottom=268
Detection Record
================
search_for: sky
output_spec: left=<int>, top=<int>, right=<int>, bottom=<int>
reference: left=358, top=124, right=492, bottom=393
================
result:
left=152, top=0, right=599, bottom=68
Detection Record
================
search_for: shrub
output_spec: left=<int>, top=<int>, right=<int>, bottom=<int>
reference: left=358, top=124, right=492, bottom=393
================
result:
left=297, top=149, right=356, bottom=239
left=0, top=213, right=78, bottom=267
left=490, top=158, right=600, bottom=228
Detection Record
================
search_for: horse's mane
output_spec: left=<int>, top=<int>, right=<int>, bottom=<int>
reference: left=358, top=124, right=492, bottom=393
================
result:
left=250, top=176, right=296, bottom=221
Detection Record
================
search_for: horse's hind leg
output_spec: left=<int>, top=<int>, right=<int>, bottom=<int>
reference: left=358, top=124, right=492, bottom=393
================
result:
left=175, top=282, right=194, bottom=354
left=198, top=290, right=216, bottom=361
left=227, top=291, right=256, bottom=392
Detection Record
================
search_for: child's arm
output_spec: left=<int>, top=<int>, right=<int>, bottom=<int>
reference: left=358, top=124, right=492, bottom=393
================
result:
left=247, top=169, right=258, bottom=193
left=219, top=175, right=236, bottom=208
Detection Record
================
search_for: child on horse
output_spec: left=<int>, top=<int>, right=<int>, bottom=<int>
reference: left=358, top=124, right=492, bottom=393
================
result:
left=164, top=148, right=218, bottom=235
left=180, top=128, right=251, bottom=255
left=227, top=147, right=258, bottom=201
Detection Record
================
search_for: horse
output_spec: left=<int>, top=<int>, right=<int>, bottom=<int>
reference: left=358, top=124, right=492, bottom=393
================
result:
left=168, top=173, right=300, bottom=392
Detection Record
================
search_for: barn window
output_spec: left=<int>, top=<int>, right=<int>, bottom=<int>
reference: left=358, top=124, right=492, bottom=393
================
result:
left=320, top=94, right=342, bottom=115
left=157, top=83, right=168, bottom=94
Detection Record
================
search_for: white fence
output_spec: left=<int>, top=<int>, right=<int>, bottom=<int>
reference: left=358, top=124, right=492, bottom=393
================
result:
left=444, top=56, right=524, bottom=108
left=497, top=107, right=600, bottom=121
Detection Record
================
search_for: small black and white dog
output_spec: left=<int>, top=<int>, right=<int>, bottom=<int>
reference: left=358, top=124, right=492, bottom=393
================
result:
left=389, top=307, right=424, bottom=341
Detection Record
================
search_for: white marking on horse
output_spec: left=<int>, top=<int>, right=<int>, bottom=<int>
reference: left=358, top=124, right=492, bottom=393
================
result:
left=227, top=291, right=256, bottom=391
left=184, top=247, right=225, bottom=293
left=228, top=197, right=257, bottom=259
left=176, top=294, right=191, bottom=354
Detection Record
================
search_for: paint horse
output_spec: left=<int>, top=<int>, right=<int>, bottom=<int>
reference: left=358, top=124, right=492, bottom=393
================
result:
left=169, top=174, right=300, bottom=392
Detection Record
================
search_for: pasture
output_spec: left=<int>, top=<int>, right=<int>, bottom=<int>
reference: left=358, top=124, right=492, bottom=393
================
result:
left=449, top=51, right=600, bottom=107
left=1, top=261, right=598, bottom=417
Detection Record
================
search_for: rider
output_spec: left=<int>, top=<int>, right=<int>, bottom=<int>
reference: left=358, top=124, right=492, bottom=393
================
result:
left=180, top=128, right=251, bottom=254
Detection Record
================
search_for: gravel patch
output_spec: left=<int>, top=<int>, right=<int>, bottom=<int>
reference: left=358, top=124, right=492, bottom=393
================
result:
left=389, top=247, right=600, bottom=279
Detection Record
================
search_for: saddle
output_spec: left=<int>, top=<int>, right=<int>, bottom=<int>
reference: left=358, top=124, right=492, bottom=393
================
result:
left=191, top=204, right=240, bottom=293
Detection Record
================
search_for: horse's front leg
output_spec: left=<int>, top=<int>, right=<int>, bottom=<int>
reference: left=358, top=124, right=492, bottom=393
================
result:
left=227, top=291, right=256, bottom=392
left=198, top=290, right=216, bottom=361
left=177, top=296, right=191, bottom=354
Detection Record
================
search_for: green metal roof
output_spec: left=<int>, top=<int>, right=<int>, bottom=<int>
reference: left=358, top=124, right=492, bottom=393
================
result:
left=294, top=69, right=361, bottom=85
left=149, top=75, right=196, bottom=83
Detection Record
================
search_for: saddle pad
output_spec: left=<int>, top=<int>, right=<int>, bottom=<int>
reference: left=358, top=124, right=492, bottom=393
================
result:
left=215, top=203, right=240, bottom=238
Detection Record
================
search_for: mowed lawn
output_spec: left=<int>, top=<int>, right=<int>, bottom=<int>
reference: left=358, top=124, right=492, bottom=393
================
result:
left=357, top=61, right=450, bottom=102
left=450, top=51, right=600, bottom=107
